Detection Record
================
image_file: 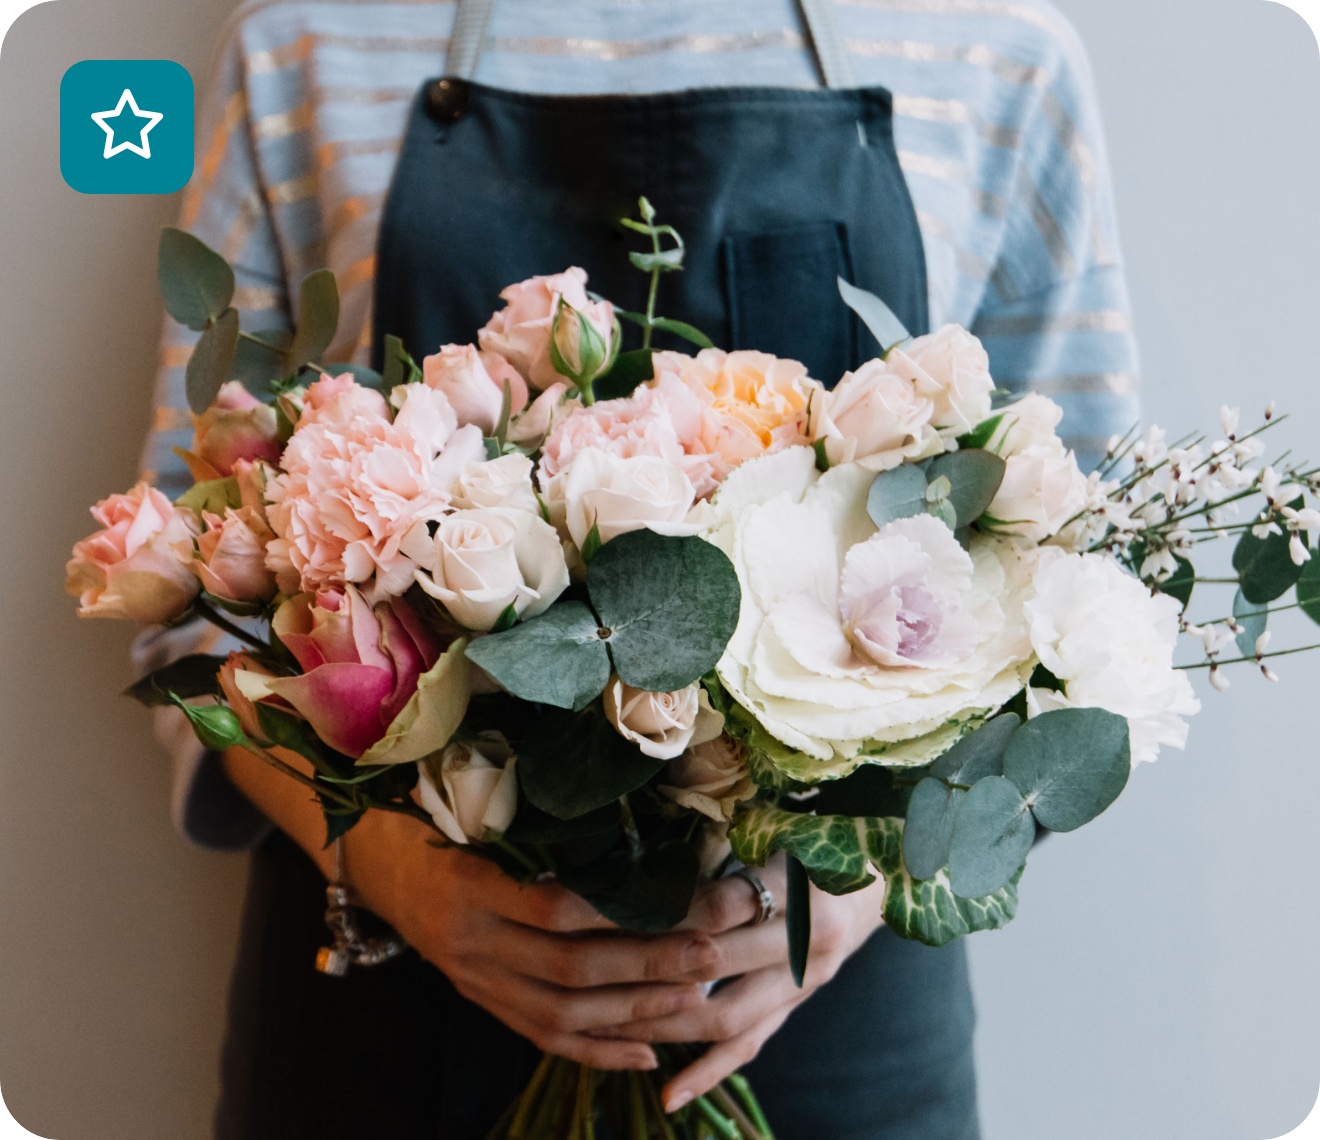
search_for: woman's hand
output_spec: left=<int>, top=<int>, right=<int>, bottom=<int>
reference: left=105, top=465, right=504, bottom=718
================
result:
left=593, top=853, right=889, bottom=1111
left=223, top=745, right=720, bottom=1071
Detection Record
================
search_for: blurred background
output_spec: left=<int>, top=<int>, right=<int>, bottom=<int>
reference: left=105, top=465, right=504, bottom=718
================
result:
left=0, top=0, right=1316, bottom=1137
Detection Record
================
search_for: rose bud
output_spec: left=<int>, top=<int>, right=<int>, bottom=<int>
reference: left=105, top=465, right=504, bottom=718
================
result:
left=182, top=381, right=282, bottom=481
left=417, top=734, right=518, bottom=845
left=218, top=651, right=278, bottom=740
left=422, top=344, right=529, bottom=435
left=66, top=481, right=201, bottom=623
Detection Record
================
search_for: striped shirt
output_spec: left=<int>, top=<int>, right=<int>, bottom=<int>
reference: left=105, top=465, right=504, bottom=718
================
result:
left=139, top=0, right=1142, bottom=848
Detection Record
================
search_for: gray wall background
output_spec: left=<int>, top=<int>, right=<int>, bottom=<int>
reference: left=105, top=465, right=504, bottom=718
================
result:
left=0, top=1, right=1316, bottom=1138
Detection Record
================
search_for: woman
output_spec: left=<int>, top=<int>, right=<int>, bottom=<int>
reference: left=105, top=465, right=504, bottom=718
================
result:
left=136, top=0, right=1140, bottom=1135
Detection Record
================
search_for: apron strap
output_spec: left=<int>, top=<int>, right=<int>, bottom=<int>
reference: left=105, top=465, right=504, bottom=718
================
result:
left=797, top=0, right=856, bottom=89
left=443, top=0, right=855, bottom=90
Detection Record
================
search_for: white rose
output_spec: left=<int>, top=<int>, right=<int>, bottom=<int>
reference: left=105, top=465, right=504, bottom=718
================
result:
left=550, top=449, right=698, bottom=551
left=989, top=448, right=1091, bottom=544
left=415, top=507, right=569, bottom=631
left=1023, top=551, right=1200, bottom=765
left=452, top=453, right=541, bottom=514
left=988, top=394, right=1067, bottom=455
left=603, top=679, right=723, bottom=760
left=417, top=735, right=518, bottom=844
left=817, top=358, right=942, bottom=471
left=659, top=736, right=756, bottom=822
left=886, top=324, right=995, bottom=440
left=422, top=344, right=529, bottom=435
left=707, top=447, right=1038, bottom=775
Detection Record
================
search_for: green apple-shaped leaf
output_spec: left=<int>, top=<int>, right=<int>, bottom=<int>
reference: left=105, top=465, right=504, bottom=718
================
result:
left=837, top=277, right=910, bottom=355
left=867, top=465, right=929, bottom=529
left=287, top=269, right=341, bottom=371
left=231, top=327, right=294, bottom=392
left=186, top=307, right=241, bottom=414
left=929, top=712, right=1020, bottom=785
left=1232, top=588, right=1269, bottom=657
left=1001, top=706, right=1130, bottom=832
left=158, top=227, right=235, bottom=332
left=1234, top=499, right=1305, bottom=604
left=902, top=776, right=964, bottom=881
left=947, top=775, right=1035, bottom=898
left=589, top=530, right=740, bottom=692
left=517, top=703, right=664, bottom=819
left=464, top=601, right=610, bottom=711
left=925, top=449, right=1006, bottom=530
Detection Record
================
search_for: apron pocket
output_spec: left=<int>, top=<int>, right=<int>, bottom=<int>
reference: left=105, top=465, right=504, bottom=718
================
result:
left=723, top=220, right=858, bottom=389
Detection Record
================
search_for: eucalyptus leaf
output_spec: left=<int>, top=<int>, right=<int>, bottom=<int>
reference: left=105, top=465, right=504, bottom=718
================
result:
left=1233, top=588, right=1269, bottom=657
left=464, top=601, right=610, bottom=711
left=629, top=248, right=686, bottom=273
left=595, top=348, right=654, bottom=401
left=902, top=777, right=964, bottom=881
left=332, top=363, right=384, bottom=388
left=231, top=327, right=294, bottom=392
left=516, top=704, right=664, bottom=820
left=381, top=334, right=420, bottom=389
left=185, top=307, right=241, bottom=414
left=124, top=654, right=226, bottom=707
left=1001, top=706, right=1130, bottom=832
left=837, top=277, right=909, bottom=355
left=925, top=449, right=1006, bottom=529
left=867, top=465, right=929, bottom=529
left=1233, top=499, right=1306, bottom=604
left=287, top=269, right=340, bottom=370
left=648, top=316, right=714, bottom=349
left=786, top=855, right=811, bottom=988
left=946, top=775, right=1036, bottom=898
left=929, top=713, right=1020, bottom=785
left=1298, top=549, right=1320, bottom=625
left=589, top=530, right=740, bottom=693
left=158, top=227, right=235, bottom=332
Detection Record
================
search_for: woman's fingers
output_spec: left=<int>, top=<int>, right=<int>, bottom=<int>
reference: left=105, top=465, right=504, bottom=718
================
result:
left=681, top=860, right=789, bottom=935
left=443, top=851, right=615, bottom=933
left=661, top=1007, right=794, bottom=1113
left=494, top=924, right=719, bottom=989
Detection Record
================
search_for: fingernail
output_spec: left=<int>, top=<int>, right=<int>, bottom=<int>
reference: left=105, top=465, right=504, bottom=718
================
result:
left=665, top=1089, right=694, bottom=1113
left=639, top=1050, right=659, bottom=1071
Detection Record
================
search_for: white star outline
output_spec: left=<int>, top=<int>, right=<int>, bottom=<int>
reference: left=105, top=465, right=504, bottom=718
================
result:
left=90, top=89, right=164, bottom=160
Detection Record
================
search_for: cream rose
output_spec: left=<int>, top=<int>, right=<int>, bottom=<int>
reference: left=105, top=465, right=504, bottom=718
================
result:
left=415, top=507, right=569, bottom=631
left=1023, top=551, right=1200, bottom=765
left=984, top=395, right=1090, bottom=545
left=417, top=735, right=518, bottom=844
left=548, top=449, right=698, bottom=551
left=886, top=325, right=995, bottom=441
left=707, top=447, right=1038, bottom=774
left=659, top=736, right=756, bottom=822
left=818, top=358, right=942, bottom=471
left=451, top=453, right=541, bottom=514
left=423, top=344, right=529, bottom=435
left=603, top=680, right=723, bottom=760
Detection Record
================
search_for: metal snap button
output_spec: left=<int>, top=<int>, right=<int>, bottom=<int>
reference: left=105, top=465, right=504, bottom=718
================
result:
left=425, top=77, right=470, bottom=123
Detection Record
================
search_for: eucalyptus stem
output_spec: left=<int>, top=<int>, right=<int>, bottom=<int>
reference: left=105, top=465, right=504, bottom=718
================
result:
left=193, top=598, right=267, bottom=650
left=642, top=253, right=661, bottom=351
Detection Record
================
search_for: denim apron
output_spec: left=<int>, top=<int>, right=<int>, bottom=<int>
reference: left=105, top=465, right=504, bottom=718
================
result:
left=215, top=3, right=979, bottom=1136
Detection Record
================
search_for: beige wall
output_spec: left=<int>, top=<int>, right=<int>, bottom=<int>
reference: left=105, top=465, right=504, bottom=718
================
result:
left=0, top=1, right=245, bottom=1137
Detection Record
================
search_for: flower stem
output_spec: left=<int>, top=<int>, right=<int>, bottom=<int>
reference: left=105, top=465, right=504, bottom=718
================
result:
left=194, top=598, right=268, bottom=650
left=1175, top=642, right=1320, bottom=670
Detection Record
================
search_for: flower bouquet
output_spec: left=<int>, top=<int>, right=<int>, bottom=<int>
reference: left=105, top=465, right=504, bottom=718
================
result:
left=68, top=200, right=1320, bottom=1138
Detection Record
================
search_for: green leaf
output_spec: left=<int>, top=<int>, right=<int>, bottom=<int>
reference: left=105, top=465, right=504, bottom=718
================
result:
left=230, top=327, right=294, bottom=392
left=957, top=414, right=1006, bottom=452
left=729, top=809, right=875, bottom=895
left=381, top=334, right=421, bottom=389
left=786, top=855, right=811, bottom=988
left=1001, top=706, right=1130, bottom=832
left=1233, top=588, right=1268, bottom=657
left=813, top=438, right=831, bottom=473
left=925, top=449, right=1006, bottom=529
left=504, top=801, right=621, bottom=845
left=286, top=270, right=340, bottom=371
left=1159, top=555, right=1196, bottom=610
left=124, top=654, right=226, bottom=707
left=946, top=776, right=1036, bottom=898
left=648, top=316, right=714, bottom=348
left=1233, top=499, right=1306, bottom=604
left=810, top=763, right=911, bottom=818
left=158, top=228, right=235, bottom=332
left=929, top=713, right=1020, bottom=785
left=629, top=247, right=686, bottom=274
left=464, top=602, right=611, bottom=711
left=517, top=704, right=665, bottom=819
left=558, top=842, right=700, bottom=932
left=595, top=349, right=654, bottom=401
left=1298, top=549, right=1320, bottom=625
left=589, top=530, right=741, bottom=693
left=491, top=603, right=519, bottom=634
left=867, top=465, right=929, bottom=529
left=255, top=704, right=339, bottom=777
left=837, top=277, right=910, bottom=355
left=321, top=802, right=365, bottom=846
left=331, top=363, right=384, bottom=388
left=902, top=777, right=965, bottom=881
left=185, top=307, right=241, bottom=414
left=862, top=818, right=1021, bottom=946
left=174, top=700, right=246, bottom=752
left=580, top=522, right=603, bottom=567
left=176, top=476, right=241, bottom=517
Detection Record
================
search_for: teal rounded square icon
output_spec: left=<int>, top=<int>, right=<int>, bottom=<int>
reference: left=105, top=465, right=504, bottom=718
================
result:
left=61, top=60, right=194, bottom=195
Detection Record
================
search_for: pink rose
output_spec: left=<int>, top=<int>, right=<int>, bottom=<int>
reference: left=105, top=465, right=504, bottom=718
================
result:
left=507, top=382, right=571, bottom=450
left=66, top=482, right=200, bottom=623
left=817, top=359, right=941, bottom=471
left=265, top=378, right=486, bottom=596
left=183, top=381, right=282, bottom=480
left=248, top=587, right=443, bottom=759
left=479, top=267, right=615, bottom=390
left=885, top=325, right=995, bottom=440
left=423, top=344, right=529, bottom=435
left=185, top=507, right=278, bottom=604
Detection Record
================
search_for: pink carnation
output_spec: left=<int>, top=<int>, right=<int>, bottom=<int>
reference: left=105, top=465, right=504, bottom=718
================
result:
left=265, top=375, right=485, bottom=597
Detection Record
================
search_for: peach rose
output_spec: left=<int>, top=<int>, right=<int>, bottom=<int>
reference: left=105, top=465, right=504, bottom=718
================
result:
left=817, top=358, right=941, bottom=471
left=181, top=381, right=281, bottom=481
left=185, top=507, right=278, bottom=604
left=479, top=267, right=615, bottom=390
left=423, top=344, right=529, bottom=435
left=884, top=325, right=995, bottom=441
left=66, top=482, right=200, bottom=623
left=658, top=736, right=756, bottom=822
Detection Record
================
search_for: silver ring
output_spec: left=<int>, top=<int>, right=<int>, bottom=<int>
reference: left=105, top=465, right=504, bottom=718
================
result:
left=733, top=867, right=777, bottom=926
